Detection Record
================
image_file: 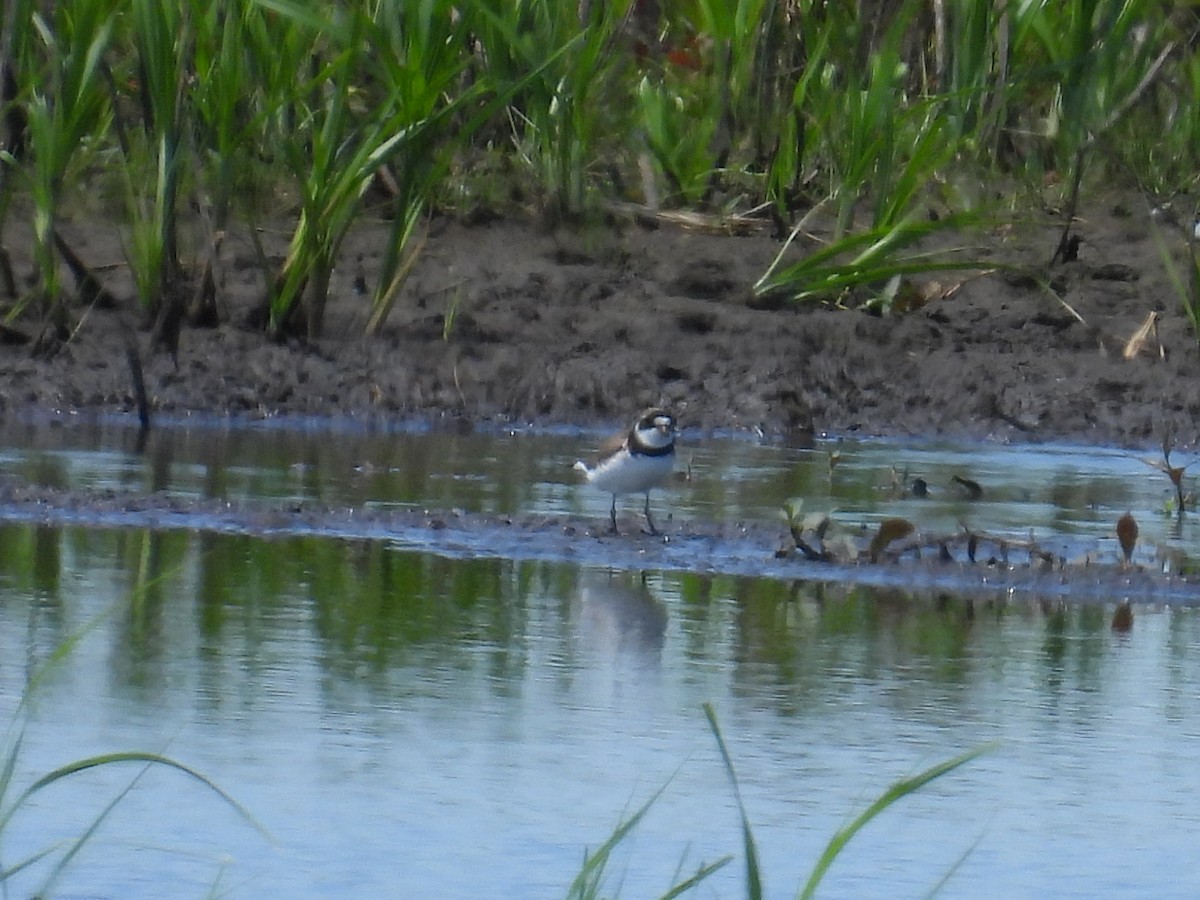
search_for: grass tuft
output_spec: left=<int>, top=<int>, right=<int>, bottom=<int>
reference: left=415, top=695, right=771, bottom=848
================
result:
left=572, top=703, right=990, bottom=898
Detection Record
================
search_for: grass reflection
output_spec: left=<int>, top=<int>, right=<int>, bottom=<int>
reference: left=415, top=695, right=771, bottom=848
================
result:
left=0, top=521, right=1169, bottom=717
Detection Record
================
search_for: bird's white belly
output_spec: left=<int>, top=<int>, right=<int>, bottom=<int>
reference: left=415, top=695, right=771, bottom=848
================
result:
left=584, top=450, right=675, bottom=496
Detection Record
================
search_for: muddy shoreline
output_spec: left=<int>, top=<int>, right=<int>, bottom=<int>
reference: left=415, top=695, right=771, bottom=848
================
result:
left=1, top=192, right=1198, bottom=449
left=2, top=197, right=1200, bottom=604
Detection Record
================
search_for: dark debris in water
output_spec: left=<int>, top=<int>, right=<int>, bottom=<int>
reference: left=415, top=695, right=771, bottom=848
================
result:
left=0, top=478, right=1197, bottom=605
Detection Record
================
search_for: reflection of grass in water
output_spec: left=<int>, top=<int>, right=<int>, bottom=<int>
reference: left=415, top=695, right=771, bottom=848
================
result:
left=0, top=570, right=266, bottom=894
left=570, top=703, right=989, bottom=899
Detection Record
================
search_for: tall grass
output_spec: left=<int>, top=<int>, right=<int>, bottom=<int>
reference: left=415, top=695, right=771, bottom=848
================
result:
left=474, top=0, right=635, bottom=222
left=0, top=0, right=1195, bottom=342
left=256, top=0, right=410, bottom=339
left=8, top=0, right=113, bottom=340
left=122, top=0, right=188, bottom=344
left=637, top=71, right=720, bottom=208
left=186, top=0, right=262, bottom=327
left=257, top=0, right=530, bottom=340
left=636, top=0, right=782, bottom=208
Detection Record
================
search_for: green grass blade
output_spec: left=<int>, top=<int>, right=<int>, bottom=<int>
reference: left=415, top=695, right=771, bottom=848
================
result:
left=754, top=211, right=990, bottom=302
left=0, top=727, right=23, bottom=803
left=36, top=761, right=150, bottom=896
left=798, top=744, right=994, bottom=900
left=565, top=782, right=668, bottom=900
left=0, top=555, right=263, bottom=889
left=0, top=839, right=60, bottom=883
left=659, top=855, right=733, bottom=899
left=250, top=0, right=338, bottom=35
left=922, top=825, right=988, bottom=899
left=4, top=751, right=268, bottom=840
left=565, top=770, right=729, bottom=900
left=703, top=702, right=763, bottom=900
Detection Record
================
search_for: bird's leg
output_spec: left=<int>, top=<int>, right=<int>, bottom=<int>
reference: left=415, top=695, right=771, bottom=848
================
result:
left=643, top=492, right=658, bottom=535
left=608, top=495, right=619, bottom=534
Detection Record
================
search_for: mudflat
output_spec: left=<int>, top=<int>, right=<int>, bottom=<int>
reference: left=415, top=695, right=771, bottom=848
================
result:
left=1, top=190, right=1197, bottom=448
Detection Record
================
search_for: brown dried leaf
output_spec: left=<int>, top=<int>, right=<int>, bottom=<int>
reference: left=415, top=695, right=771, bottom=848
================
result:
left=868, top=517, right=916, bottom=563
left=889, top=278, right=928, bottom=314
left=1116, top=512, right=1138, bottom=564
left=1122, top=310, right=1159, bottom=360
left=940, top=277, right=970, bottom=301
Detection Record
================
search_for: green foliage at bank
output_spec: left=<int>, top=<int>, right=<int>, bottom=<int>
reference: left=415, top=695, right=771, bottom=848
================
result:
left=0, top=0, right=1195, bottom=339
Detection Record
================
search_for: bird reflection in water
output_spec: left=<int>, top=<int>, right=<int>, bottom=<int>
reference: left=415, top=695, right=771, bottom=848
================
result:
left=575, top=570, right=668, bottom=667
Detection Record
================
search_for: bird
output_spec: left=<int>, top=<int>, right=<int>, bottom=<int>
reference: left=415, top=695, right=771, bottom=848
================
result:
left=574, top=407, right=676, bottom=535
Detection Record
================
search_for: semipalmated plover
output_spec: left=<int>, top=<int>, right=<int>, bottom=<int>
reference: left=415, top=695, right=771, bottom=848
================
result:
left=574, top=407, right=676, bottom=534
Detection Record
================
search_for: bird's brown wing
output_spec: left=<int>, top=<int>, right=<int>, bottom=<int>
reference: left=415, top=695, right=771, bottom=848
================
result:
left=586, top=429, right=628, bottom=464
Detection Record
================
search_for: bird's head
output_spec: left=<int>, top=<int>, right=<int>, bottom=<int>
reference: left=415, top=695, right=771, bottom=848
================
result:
left=635, top=407, right=675, bottom=449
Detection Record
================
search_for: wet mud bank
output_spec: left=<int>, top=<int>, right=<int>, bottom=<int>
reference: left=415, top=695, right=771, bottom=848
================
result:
left=2, top=192, right=1200, bottom=449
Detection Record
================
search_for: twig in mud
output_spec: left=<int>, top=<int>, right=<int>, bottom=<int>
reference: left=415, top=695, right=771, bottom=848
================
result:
left=0, top=246, right=16, bottom=298
left=783, top=514, right=1061, bottom=570
left=53, top=228, right=120, bottom=309
left=452, top=362, right=466, bottom=409
left=1050, top=148, right=1086, bottom=267
left=123, top=327, right=151, bottom=434
left=151, top=282, right=185, bottom=366
left=1141, top=428, right=1189, bottom=516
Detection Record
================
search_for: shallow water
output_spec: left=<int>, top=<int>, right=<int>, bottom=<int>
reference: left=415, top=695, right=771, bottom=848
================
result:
left=0, top=418, right=1198, bottom=897
left=0, top=416, right=1195, bottom=566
